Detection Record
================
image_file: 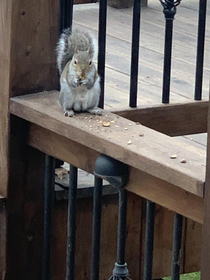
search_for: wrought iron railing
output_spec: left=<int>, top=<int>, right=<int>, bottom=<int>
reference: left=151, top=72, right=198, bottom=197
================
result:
left=42, top=0, right=207, bottom=279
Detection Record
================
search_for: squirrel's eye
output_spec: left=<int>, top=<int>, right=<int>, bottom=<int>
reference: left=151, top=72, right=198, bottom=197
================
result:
left=74, top=60, right=77, bottom=65
left=89, top=60, right=92, bottom=66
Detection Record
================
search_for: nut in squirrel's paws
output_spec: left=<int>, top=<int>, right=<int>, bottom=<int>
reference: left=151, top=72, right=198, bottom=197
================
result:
left=88, top=108, right=103, bottom=116
left=64, top=109, right=74, bottom=117
left=72, top=78, right=79, bottom=88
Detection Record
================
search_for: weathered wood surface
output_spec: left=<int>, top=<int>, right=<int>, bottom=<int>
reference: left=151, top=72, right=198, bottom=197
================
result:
left=52, top=193, right=142, bottom=280
left=0, top=0, right=59, bottom=195
left=201, top=92, right=210, bottom=278
left=0, top=0, right=12, bottom=197
left=50, top=197, right=203, bottom=279
left=29, top=123, right=204, bottom=223
left=6, top=116, right=45, bottom=280
left=72, top=2, right=210, bottom=108
left=113, top=100, right=208, bottom=136
left=0, top=0, right=60, bottom=279
left=3, top=0, right=209, bottom=279
left=0, top=197, right=6, bottom=279
left=10, top=91, right=206, bottom=198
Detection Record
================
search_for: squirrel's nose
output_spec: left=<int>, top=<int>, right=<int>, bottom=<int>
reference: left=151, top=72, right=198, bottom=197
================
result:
left=80, top=70, right=86, bottom=79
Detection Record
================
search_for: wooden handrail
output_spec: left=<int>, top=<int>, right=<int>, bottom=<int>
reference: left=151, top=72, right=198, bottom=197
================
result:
left=9, top=90, right=206, bottom=223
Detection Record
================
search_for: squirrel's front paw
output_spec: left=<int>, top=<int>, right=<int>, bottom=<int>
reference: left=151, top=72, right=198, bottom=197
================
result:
left=88, top=108, right=103, bottom=116
left=81, top=79, right=87, bottom=85
left=72, top=78, right=79, bottom=88
left=64, top=109, right=74, bottom=117
left=78, top=79, right=87, bottom=86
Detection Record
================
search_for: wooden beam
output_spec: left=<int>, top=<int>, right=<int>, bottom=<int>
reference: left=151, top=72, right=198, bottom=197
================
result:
left=0, top=197, right=6, bottom=278
left=112, top=100, right=209, bottom=136
left=201, top=99, right=210, bottom=279
left=127, top=168, right=203, bottom=224
left=0, top=0, right=60, bottom=196
left=7, top=117, right=46, bottom=279
left=29, top=124, right=204, bottom=223
left=10, top=91, right=206, bottom=197
left=0, top=0, right=60, bottom=278
left=0, top=0, right=12, bottom=197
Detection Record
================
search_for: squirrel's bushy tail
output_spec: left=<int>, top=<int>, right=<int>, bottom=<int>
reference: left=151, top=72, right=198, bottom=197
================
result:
left=56, top=27, right=97, bottom=74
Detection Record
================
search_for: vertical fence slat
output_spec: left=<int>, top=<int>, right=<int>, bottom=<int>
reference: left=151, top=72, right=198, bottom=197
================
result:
left=98, top=0, right=107, bottom=109
left=91, top=177, right=103, bottom=280
left=143, top=200, right=156, bottom=280
left=42, top=155, right=55, bottom=280
left=171, top=213, right=183, bottom=280
left=129, top=0, right=141, bottom=108
left=66, top=165, right=78, bottom=280
left=194, top=0, right=207, bottom=100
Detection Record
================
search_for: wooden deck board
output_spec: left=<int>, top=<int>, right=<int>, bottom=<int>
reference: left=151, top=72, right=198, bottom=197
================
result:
left=73, top=2, right=210, bottom=108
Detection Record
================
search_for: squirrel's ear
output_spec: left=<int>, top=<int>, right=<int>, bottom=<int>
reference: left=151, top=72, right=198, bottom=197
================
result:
left=88, top=47, right=93, bottom=56
left=75, top=47, right=80, bottom=53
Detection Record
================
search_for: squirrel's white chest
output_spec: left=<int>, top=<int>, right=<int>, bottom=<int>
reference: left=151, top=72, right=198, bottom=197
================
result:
left=73, top=85, right=87, bottom=99
left=60, top=76, right=100, bottom=112
left=71, top=85, right=91, bottom=111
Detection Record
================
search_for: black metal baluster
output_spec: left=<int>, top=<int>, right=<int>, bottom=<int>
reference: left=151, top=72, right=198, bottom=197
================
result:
left=98, top=0, right=107, bottom=109
left=60, top=0, right=74, bottom=31
left=194, top=0, right=207, bottom=100
left=117, top=188, right=127, bottom=265
left=65, top=0, right=74, bottom=29
left=60, top=0, right=66, bottom=33
left=66, top=165, right=78, bottom=280
left=160, top=0, right=181, bottom=103
left=143, top=200, right=156, bottom=280
left=42, top=155, right=55, bottom=280
left=171, top=213, right=183, bottom=280
left=109, top=189, right=131, bottom=280
left=129, top=0, right=141, bottom=108
left=91, top=177, right=103, bottom=280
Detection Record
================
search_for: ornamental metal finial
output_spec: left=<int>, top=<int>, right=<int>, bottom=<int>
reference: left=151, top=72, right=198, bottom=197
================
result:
left=159, top=0, right=181, bottom=19
left=108, top=263, right=132, bottom=280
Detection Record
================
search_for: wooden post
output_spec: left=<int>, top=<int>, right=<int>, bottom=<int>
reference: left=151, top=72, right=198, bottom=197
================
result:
left=200, top=98, right=210, bottom=280
left=0, top=0, right=60, bottom=278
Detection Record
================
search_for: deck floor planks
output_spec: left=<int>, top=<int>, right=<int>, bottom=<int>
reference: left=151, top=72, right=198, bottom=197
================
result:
left=73, top=2, right=210, bottom=108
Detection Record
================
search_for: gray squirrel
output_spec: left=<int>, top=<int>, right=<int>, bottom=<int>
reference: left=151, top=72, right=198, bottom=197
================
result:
left=56, top=27, right=102, bottom=117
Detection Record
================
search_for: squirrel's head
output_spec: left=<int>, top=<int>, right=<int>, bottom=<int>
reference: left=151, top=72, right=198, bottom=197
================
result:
left=72, top=48, right=94, bottom=80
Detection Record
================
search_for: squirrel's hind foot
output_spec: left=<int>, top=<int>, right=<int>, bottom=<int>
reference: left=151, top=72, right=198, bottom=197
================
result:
left=88, top=108, right=103, bottom=116
left=64, top=109, right=75, bottom=117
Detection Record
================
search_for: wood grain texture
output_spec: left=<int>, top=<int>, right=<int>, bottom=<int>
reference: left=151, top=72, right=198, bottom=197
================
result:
left=140, top=206, right=184, bottom=279
left=9, top=0, right=60, bottom=97
left=127, top=168, right=204, bottom=224
left=0, top=197, right=6, bottom=279
left=112, top=100, right=208, bottom=136
left=6, top=116, right=45, bottom=280
left=10, top=91, right=206, bottom=197
left=1, top=0, right=60, bottom=278
left=184, top=219, right=202, bottom=273
left=0, top=0, right=60, bottom=194
left=200, top=103, right=210, bottom=278
left=29, top=124, right=204, bottom=223
left=51, top=193, right=142, bottom=280
left=0, top=0, right=12, bottom=197
left=73, top=4, right=210, bottom=102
